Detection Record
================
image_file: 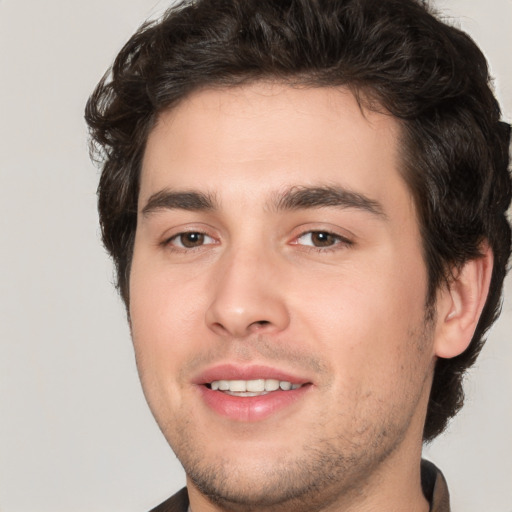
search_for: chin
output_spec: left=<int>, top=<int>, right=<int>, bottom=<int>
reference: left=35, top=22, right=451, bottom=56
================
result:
left=185, top=457, right=340, bottom=512
left=173, top=426, right=401, bottom=512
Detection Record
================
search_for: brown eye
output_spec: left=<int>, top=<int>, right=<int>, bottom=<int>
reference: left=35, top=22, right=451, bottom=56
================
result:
left=295, top=231, right=351, bottom=249
left=170, top=232, right=214, bottom=249
left=180, top=232, right=204, bottom=247
left=310, top=232, right=337, bottom=247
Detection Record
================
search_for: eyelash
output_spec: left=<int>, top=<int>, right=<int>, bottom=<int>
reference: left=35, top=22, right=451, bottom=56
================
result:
left=163, top=231, right=217, bottom=251
left=292, top=230, right=353, bottom=253
left=163, top=229, right=353, bottom=253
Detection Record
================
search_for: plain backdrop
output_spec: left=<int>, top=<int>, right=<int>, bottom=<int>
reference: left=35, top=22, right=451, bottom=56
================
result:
left=0, top=1, right=510, bottom=511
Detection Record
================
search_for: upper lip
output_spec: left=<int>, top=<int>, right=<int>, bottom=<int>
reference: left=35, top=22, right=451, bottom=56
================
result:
left=192, top=364, right=311, bottom=386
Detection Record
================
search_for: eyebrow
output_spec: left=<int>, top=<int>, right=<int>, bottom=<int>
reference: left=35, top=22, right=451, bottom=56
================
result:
left=142, top=189, right=217, bottom=216
left=272, top=185, right=386, bottom=218
left=141, top=184, right=386, bottom=218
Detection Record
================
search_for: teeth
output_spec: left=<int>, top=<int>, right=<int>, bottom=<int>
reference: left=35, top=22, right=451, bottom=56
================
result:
left=246, top=379, right=265, bottom=392
left=265, top=379, right=280, bottom=391
left=209, top=379, right=302, bottom=394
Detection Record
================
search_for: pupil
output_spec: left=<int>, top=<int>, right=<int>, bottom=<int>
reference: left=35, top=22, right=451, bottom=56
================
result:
left=181, top=232, right=204, bottom=248
left=313, top=232, right=333, bottom=246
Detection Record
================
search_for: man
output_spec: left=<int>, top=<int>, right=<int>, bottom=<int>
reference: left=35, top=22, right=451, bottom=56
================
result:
left=85, top=0, right=511, bottom=511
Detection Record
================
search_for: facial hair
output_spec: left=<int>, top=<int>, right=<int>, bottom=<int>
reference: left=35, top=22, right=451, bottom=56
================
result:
left=152, top=317, right=435, bottom=512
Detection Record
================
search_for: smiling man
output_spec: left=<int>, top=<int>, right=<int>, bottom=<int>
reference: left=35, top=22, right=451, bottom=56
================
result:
left=85, top=1, right=511, bottom=511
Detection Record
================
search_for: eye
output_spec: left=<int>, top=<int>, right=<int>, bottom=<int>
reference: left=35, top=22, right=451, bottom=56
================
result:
left=167, top=232, right=215, bottom=249
left=295, top=231, right=351, bottom=249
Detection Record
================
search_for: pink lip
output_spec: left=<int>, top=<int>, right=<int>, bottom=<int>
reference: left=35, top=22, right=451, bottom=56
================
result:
left=193, top=364, right=312, bottom=422
left=193, top=364, right=308, bottom=385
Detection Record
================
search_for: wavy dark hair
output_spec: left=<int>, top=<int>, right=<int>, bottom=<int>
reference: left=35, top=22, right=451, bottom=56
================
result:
left=85, top=0, right=511, bottom=441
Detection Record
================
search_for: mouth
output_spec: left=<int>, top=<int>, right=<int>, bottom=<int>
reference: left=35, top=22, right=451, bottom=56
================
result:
left=195, top=365, right=312, bottom=421
left=207, top=378, right=303, bottom=397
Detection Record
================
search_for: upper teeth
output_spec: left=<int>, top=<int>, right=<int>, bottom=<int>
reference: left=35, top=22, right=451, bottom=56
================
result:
left=210, top=379, right=301, bottom=393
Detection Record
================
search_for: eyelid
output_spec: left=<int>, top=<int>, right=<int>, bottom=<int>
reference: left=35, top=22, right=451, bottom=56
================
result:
left=290, top=226, right=354, bottom=251
left=158, top=223, right=353, bottom=253
left=160, top=224, right=220, bottom=250
left=297, top=231, right=351, bottom=244
left=168, top=231, right=216, bottom=248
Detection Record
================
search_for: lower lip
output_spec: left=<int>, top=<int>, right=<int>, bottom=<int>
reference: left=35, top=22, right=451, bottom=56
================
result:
left=198, top=385, right=310, bottom=422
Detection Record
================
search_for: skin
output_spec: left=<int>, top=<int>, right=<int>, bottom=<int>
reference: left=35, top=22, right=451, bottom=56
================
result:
left=130, top=82, right=451, bottom=512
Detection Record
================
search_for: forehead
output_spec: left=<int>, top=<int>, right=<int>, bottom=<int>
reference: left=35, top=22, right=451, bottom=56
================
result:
left=140, top=82, right=409, bottom=213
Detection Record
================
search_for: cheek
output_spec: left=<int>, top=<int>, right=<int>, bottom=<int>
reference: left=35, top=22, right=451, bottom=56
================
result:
left=130, top=278, right=198, bottom=360
left=129, top=257, right=181, bottom=380
left=297, top=253, right=428, bottom=332
left=293, top=252, right=431, bottom=381
left=128, top=254, right=220, bottom=407
left=128, top=274, right=195, bottom=423
left=131, top=241, right=208, bottom=326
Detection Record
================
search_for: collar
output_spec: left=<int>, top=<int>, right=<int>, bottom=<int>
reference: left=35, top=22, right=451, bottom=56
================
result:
left=421, top=459, right=451, bottom=512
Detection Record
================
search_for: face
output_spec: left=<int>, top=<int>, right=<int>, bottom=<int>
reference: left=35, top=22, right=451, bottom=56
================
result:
left=130, top=83, right=437, bottom=511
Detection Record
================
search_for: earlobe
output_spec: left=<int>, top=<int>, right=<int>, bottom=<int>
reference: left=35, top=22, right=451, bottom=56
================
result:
left=434, top=246, right=494, bottom=359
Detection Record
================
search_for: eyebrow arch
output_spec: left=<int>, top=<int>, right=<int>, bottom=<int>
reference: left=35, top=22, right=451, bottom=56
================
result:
left=272, top=185, right=386, bottom=218
left=142, top=189, right=217, bottom=216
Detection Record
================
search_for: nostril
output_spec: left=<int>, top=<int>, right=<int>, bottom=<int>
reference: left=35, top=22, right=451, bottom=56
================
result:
left=250, top=320, right=271, bottom=329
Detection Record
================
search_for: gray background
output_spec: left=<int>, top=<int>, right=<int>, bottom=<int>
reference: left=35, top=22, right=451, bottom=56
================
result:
left=0, top=1, right=510, bottom=511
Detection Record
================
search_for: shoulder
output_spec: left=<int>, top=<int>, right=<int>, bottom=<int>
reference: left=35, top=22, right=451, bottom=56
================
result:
left=148, top=487, right=189, bottom=512
left=421, top=459, right=451, bottom=512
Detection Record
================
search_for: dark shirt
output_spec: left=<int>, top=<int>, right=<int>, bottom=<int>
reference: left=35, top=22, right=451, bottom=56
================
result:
left=149, top=459, right=450, bottom=512
left=421, top=459, right=451, bottom=512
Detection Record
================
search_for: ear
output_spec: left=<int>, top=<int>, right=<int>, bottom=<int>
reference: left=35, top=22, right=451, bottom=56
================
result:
left=433, top=245, right=494, bottom=359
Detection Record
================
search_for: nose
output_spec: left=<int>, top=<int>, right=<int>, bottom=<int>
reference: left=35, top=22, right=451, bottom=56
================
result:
left=205, top=248, right=290, bottom=339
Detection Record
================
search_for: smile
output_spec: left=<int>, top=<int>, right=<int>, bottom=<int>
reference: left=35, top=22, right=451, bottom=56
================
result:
left=209, top=379, right=303, bottom=396
left=195, top=364, right=312, bottom=421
